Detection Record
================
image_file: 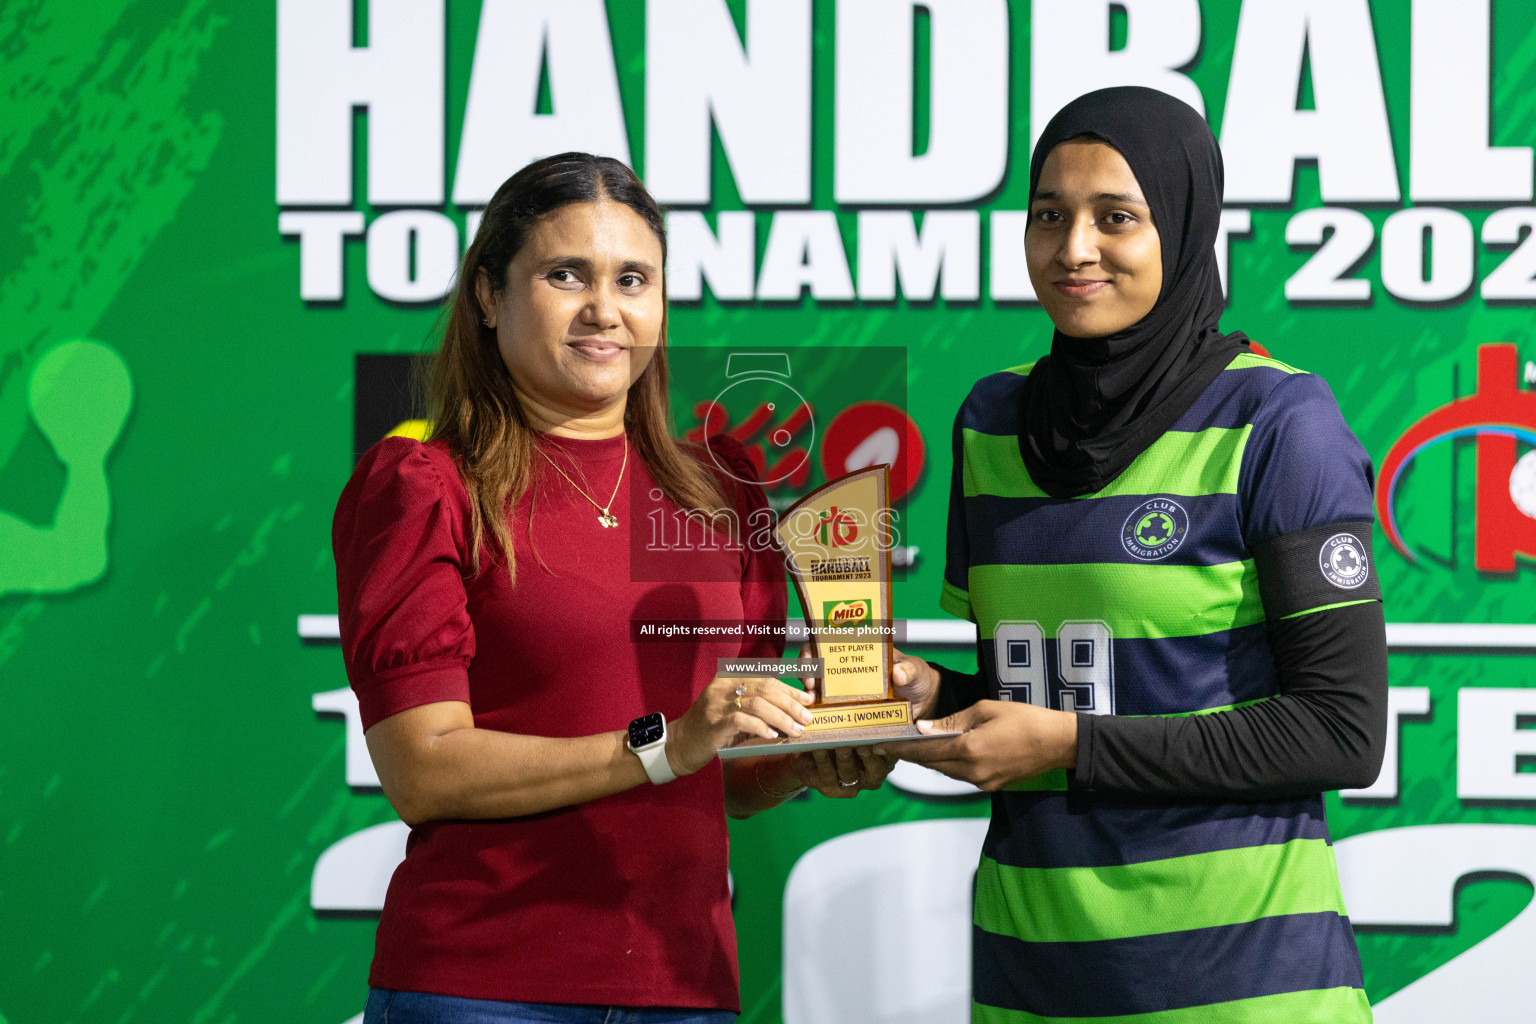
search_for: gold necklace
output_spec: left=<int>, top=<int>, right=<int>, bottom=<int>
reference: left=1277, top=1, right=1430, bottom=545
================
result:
left=536, top=435, right=628, bottom=528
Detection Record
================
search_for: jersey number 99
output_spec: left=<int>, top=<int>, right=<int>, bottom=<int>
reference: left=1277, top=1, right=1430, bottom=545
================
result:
left=993, top=620, right=1114, bottom=714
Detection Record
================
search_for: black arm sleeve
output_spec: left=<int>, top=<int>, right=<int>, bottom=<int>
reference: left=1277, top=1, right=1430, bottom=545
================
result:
left=929, top=662, right=988, bottom=720
left=1073, top=599, right=1388, bottom=798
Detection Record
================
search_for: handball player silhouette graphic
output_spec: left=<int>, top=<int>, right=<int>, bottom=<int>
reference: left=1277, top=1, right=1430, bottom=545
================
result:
left=0, top=339, right=132, bottom=597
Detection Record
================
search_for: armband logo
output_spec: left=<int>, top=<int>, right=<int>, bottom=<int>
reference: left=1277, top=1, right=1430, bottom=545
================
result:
left=1121, top=499, right=1189, bottom=561
left=1320, top=532, right=1370, bottom=589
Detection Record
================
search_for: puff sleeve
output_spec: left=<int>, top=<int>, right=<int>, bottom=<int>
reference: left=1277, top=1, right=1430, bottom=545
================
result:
left=333, top=438, right=477, bottom=730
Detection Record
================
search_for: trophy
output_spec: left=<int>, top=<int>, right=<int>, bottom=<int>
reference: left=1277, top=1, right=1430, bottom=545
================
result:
left=718, top=465, right=953, bottom=757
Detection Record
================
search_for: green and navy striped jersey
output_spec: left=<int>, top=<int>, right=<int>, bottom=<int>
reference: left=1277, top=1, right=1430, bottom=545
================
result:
left=944, top=352, right=1375, bottom=1023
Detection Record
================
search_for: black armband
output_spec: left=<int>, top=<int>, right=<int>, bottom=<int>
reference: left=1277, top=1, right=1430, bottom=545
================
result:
left=1252, top=520, right=1380, bottom=620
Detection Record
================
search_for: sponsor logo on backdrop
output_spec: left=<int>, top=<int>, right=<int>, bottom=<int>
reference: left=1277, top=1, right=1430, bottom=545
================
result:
left=1120, top=498, right=1189, bottom=561
left=675, top=346, right=923, bottom=569
left=694, top=352, right=815, bottom=488
left=820, top=401, right=926, bottom=503
left=1377, top=343, right=1536, bottom=573
left=684, top=353, right=926, bottom=503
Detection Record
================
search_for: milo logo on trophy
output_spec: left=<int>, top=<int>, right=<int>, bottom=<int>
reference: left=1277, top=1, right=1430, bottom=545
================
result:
left=822, top=599, right=872, bottom=627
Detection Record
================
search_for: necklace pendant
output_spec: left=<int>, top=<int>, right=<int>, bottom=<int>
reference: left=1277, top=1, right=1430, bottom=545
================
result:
left=598, top=511, right=619, bottom=528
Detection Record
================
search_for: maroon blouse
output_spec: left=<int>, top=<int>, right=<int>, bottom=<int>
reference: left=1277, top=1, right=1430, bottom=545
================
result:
left=333, top=432, right=786, bottom=1010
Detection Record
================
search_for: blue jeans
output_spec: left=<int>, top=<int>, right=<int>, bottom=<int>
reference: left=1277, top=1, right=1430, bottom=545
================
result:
left=363, top=989, right=736, bottom=1024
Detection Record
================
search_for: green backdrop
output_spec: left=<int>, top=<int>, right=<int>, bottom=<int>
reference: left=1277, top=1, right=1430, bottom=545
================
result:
left=4, top=2, right=1535, bottom=1022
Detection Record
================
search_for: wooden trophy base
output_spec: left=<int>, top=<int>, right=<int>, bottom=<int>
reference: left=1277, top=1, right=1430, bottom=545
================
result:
left=716, top=700, right=959, bottom=758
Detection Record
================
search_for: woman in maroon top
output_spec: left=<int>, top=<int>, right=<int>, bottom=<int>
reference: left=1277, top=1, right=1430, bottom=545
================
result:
left=334, top=154, right=890, bottom=1023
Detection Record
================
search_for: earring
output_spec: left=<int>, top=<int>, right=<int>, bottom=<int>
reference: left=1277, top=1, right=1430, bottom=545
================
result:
left=482, top=317, right=491, bottom=327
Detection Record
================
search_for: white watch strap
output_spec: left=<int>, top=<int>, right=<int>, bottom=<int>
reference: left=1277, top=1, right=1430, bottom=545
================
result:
left=635, top=741, right=677, bottom=785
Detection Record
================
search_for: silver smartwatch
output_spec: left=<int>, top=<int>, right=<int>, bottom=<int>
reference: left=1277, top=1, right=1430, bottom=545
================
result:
left=627, top=712, right=677, bottom=784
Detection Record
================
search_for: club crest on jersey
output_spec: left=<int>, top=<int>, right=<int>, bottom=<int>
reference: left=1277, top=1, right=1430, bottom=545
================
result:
left=1319, top=533, right=1370, bottom=588
left=1121, top=498, right=1189, bottom=561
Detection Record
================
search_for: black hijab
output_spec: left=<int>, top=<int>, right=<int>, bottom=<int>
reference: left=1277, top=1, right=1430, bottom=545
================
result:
left=1018, top=86, right=1248, bottom=498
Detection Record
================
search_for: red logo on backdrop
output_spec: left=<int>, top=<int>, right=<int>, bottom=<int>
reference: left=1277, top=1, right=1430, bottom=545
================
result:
left=688, top=395, right=926, bottom=501
left=1377, top=343, right=1536, bottom=572
left=688, top=388, right=816, bottom=488
left=820, top=401, right=926, bottom=502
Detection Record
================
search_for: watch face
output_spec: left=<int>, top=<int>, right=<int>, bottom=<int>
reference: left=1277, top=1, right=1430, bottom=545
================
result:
left=629, top=713, right=665, bottom=748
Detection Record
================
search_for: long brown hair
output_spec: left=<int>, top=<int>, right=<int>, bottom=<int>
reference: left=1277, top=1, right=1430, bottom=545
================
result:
left=427, top=152, right=726, bottom=580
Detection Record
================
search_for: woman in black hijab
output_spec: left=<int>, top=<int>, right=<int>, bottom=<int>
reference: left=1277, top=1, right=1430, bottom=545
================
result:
left=886, top=87, right=1385, bottom=1021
